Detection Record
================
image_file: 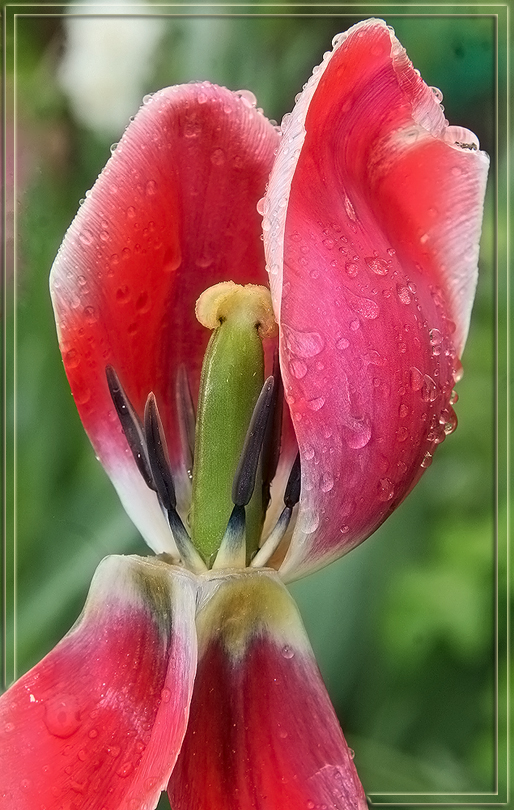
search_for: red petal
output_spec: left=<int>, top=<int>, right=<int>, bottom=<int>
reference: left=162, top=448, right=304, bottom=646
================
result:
left=168, top=571, right=367, bottom=810
left=264, top=19, right=489, bottom=580
left=50, top=83, right=279, bottom=552
left=0, top=556, right=197, bottom=810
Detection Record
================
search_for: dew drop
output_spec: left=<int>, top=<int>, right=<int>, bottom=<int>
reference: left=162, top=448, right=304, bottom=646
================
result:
left=303, top=446, right=315, bottom=461
left=307, top=396, right=325, bottom=411
left=410, top=367, right=424, bottom=391
left=290, top=358, right=307, bottom=379
left=135, top=291, right=151, bottom=313
left=421, top=374, right=438, bottom=403
left=145, top=179, right=157, bottom=196
left=65, top=349, right=80, bottom=368
left=211, top=148, right=226, bottom=166
left=161, top=687, right=171, bottom=703
left=117, top=761, right=134, bottom=778
left=345, top=420, right=371, bottom=449
left=84, top=306, right=98, bottom=324
left=298, top=507, right=320, bottom=534
left=397, top=285, right=412, bottom=305
left=450, top=389, right=459, bottom=405
left=421, top=452, right=433, bottom=468
left=282, top=645, right=295, bottom=659
left=283, top=325, right=324, bottom=358
left=321, top=474, right=334, bottom=492
left=79, top=230, right=94, bottom=246
left=44, top=694, right=80, bottom=738
left=399, top=403, right=409, bottom=418
left=345, top=261, right=358, bottom=278
left=336, top=337, right=350, bottom=350
left=365, top=256, right=389, bottom=275
left=378, top=478, right=395, bottom=501
left=397, top=425, right=409, bottom=442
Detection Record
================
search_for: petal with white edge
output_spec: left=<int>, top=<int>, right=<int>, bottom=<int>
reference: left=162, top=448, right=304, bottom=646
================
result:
left=50, top=83, right=279, bottom=553
left=264, top=18, right=489, bottom=580
left=0, top=555, right=197, bottom=810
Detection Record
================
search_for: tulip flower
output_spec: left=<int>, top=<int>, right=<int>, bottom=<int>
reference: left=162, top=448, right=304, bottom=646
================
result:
left=0, top=18, right=488, bottom=810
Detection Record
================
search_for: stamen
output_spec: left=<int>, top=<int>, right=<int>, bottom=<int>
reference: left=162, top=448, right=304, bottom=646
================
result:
left=211, top=504, right=246, bottom=569
left=144, top=392, right=206, bottom=573
left=213, top=377, right=275, bottom=570
left=105, top=366, right=154, bottom=489
left=261, top=350, right=284, bottom=512
left=250, top=453, right=301, bottom=569
left=144, top=393, right=177, bottom=511
left=175, top=364, right=196, bottom=481
left=284, top=451, right=301, bottom=508
left=232, top=376, right=275, bottom=507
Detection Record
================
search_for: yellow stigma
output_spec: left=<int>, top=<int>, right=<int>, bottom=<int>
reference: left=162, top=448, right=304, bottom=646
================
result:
left=195, top=281, right=278, bottom=339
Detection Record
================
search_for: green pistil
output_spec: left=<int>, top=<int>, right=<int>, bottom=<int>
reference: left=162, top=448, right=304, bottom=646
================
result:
left=189, top=283, right=277, bottom=566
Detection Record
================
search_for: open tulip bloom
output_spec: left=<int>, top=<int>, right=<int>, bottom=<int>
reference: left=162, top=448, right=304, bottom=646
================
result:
left=1, top=19, right=488, bottom=810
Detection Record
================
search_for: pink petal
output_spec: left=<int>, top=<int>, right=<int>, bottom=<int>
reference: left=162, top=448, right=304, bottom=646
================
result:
left=0, top=555, right=197, bottom=810
left=50, top=83, right=279, bottom=553
left=168, top=571, right=367, bottom=809
left=264, top=19, right=489, bottom=580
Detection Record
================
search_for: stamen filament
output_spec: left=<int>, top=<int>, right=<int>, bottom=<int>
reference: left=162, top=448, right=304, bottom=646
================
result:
left=175, top=364, right=195, bottom=481
left=105, top=366, right=154, bottom=489
left=212, top=504, right=247, bottom=569
left=232, top=376, right=275, bottom=507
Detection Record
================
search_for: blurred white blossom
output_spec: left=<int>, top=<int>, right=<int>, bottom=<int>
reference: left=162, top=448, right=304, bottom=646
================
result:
left=58, top=2, right=166, bottom=137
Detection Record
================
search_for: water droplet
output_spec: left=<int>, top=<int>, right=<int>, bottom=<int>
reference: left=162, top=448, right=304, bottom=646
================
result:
left=396, top=426, right=408, bottom=442
left=421, top=374, right=438, bottom=403
left=307, top=396, right=325, bottom=411
left=142, top=93, right=153, bottom=104
left=161, top=687, right=171, bottom=703
left=88, top=728, right=98, bottom=738
left=303, top=446, right=315, bottom=461
left=44, top=694, right=80, bottom=738
left=378, top=478, right=394, bottom=501
left=290, top=358, right=307, bottom=379
left=322, top=238, right=335, bottom=249
left=84, top=306, right=97, bottom=324
left=350, top=319, right=360, bottom=331
left=211, top=147, right=226, bottom=166
left=117, top=761, right=134, bottom=778
left=145, top=179, right=157, bottom=196
left=183, top=118, right=201, bottom=138
left=135, top=291, right=150, bottom=313
left=349, top=295, right=379, bottom=320
left=454, top=359, right=464, bottom=382
left=344, top=420, right=371, bottom=449
left=387, top=247, right=396, bottom=257
left=79, top=230, right=94, bottom=246
left=65, top=349, right=80, bottom=368
left=421, top=451, right=433, bottom=468
left=298, top=507, right=319, bottom=534
left=283, top=325, right=324, bottom=358
left=345, top=261, right=358, bottom=277
left=109, top=745, right=121, bottom=758
left=109, top=142, right=118, bottom=154
left=450, top=389, right=459, bottom=405
left=397, top=285, right=412, bottom=305
left=336, top=336, right=350, bottom=350
left=321, top=474, right=334, bottom=492
left=282, top=645, right=295, bottom=659
left=410, top=366, right=424, bottom=391
left=440, top=407, right=458, bottom=435
left=237, top=89, right=257, bottom=108
left=365, top=256, right=389, bottom=275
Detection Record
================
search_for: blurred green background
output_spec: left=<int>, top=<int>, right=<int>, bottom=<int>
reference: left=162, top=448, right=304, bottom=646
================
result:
left=3, top=4, right=507, bottom=808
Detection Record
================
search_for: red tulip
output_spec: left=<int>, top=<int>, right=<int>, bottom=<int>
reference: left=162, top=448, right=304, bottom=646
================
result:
left=0, top=18, right=488, bottom=810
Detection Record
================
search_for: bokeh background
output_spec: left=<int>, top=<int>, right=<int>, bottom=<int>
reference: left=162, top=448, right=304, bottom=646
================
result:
left=4, top=4, right=507, bottom=808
